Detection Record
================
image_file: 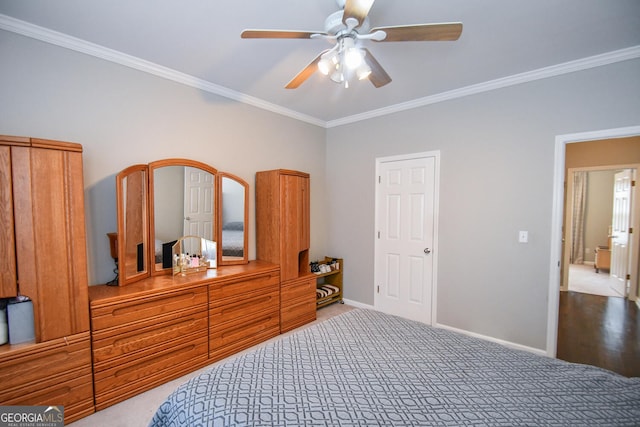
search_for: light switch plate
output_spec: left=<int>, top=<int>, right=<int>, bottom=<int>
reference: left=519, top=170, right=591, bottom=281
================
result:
left=519, top=231, right=528, bottom=243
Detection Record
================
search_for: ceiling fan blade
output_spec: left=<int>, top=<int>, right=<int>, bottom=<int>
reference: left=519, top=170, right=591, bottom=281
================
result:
left=362, top=48, right=391, bottom=88
left=371, top=22, right=463, bottom=42
left=285, top=50, right=329, bottom=89
left=241, top=29, right=324, bottom=39
left=343, top=0, right=375, bottom=28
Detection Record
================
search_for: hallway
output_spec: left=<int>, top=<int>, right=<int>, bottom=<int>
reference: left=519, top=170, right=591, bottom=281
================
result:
left=557, top=291, right=640, bottom=377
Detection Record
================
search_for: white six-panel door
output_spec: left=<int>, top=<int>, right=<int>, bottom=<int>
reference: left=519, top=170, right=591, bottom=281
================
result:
left=375, top=153, right=438, bottom=324
left=183, top=166, right=215, bottom=252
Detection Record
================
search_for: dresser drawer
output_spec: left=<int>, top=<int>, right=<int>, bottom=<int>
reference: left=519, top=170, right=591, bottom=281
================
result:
left=0, top=332, right=91, bottom=393
left=281, top=276, right=316, bottom=303
left=209, top=289, right=279, bottom=325
left=94, top=334, right=209, bottom=410
left=91, top=286, right=208, bottom=331
left=209, top=309, right=280, bottom=361
left=281, top=298, right=316, bottom=332
left=92, top=306, right=208, bottom=365
left=209, top=271, right=279, bottom=304
left=0, top=369, right=94, bottom=423
left=0, top=332, right=93, bottom=424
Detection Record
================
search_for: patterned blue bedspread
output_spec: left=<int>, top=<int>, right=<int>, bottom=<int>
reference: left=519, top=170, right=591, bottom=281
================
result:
left=149, top=309, right=640, bottom=426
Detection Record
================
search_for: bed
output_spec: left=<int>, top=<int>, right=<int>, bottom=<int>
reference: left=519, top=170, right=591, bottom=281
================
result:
left=149, top=309, right=640, bottom=426
left=221, top=221, right=244, bottom=257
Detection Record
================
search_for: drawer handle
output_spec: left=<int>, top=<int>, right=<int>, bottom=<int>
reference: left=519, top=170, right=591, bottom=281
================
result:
left=111, top=292, right=199, bottom=316
left=220, top=295, right=275, bottom=315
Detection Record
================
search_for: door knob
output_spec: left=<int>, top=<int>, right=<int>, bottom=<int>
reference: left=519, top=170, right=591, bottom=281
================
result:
left=424, top=248, right=431, bottom=254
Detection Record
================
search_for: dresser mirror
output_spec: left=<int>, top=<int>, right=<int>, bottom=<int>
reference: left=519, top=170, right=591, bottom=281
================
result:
left=116, top=165, right=150, bottom=285
left=149, top=159, right=218, bottom=275
left=219, top=172, right=249, bottom=265
left=115, top=159, right=249, bottom=285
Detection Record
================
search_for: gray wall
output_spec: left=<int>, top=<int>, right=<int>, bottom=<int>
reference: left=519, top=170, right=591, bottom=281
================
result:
left=326, top=58, right=640, bottom=350
left=0, top=30, right=329, bottom=285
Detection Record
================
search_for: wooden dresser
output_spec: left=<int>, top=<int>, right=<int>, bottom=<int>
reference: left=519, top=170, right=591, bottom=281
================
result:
left=256, top=170, right=316, bottom=333
left=89, top=261, right=280, bottom=409
left=0, top=136, right=94, bottom=424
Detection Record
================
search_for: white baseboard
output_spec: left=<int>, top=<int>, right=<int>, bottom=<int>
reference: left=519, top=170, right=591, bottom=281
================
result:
left=342, top=299, right=546, bottom=357
left=342, top=298, right=374, bottom=310
left=434, top=323, right=547, bottom=357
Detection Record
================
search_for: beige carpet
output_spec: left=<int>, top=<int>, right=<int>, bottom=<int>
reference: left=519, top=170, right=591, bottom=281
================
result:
left=568, top=263, right=625, bottom=297
left=68, top=302, right=355, bottom=427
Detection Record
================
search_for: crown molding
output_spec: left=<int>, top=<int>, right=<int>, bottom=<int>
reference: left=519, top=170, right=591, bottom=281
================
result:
left=2, top=14, right=638, bottom=130
left=326, top=45, right=640, bottom=128
left=0, top=14, right=326, bottom=128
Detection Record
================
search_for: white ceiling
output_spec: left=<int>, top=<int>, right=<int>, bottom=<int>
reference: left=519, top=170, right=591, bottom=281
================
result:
left=1, top=0, right=639, bottom=127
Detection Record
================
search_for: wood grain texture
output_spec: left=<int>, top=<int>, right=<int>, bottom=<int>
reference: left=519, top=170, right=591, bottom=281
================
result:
left=256, top=169, right=314, bottom=331
left=372, top=22, right=463, bottom=42
left=0, top=146, right=17, bottom=297
left=0, top=136, right=93, bottom=423
left=209, top=270, right=280, bottom=361
left=280, top=275, right=317, bottom=333
left=13, top=146, right=90, bottom=342
left=557, top=291, right=640, bottom=377
left=0, top=332, right=94, bottom=424
left=89, top=262, right=281, bottom=409
left=256, top=170, right=281, bottom=266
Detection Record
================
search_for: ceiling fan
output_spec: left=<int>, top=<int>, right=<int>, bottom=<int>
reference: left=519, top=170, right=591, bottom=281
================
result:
left=241, top=0, right=462, bottom=89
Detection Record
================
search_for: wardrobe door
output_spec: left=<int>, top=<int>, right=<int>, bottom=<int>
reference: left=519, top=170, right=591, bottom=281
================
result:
left=13, top=144, right=90, bottom=342
left=0, top=146, right=17, bottom=298
left=280, top=174, right=310, bottom=282
left=300, top=174, right=310, bottom=252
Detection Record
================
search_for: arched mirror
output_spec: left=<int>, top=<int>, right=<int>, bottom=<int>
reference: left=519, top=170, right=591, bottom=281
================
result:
left=116, top=164, right=149, bottom=285
left=115, top=158, right=249, bottom=284
left=149, top=159, right=218, bottom=275
left=219, top=172, right=249, bottom=265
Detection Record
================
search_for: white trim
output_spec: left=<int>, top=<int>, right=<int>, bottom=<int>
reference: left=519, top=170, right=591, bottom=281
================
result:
left=0, top=14, right=325, bottom=128
left=1, top=14, right=639, bottom=129
left=341, top=299, right=374, bottom=310
left=547, top=125, right=640, bottom=357
left=373, top=150, right=440, bottom=326
left=344, top=302, right=547, bottom=356
left=326, top=46, right=640, bottom=128
left=435, top=322, right=547, bottom=357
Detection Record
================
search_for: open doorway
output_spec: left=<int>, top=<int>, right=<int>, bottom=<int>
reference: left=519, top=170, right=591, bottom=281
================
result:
left=547, top=127, right=640, bottom=357
left=564, top=167, right=635, bottom=298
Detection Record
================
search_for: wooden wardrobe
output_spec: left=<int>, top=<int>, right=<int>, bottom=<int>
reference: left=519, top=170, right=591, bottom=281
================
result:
left=0, top=135, right=94, bottom=423
left=256, top=169, right=316, bottom=332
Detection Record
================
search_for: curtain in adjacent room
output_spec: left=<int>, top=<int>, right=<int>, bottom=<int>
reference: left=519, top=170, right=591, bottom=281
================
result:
left=570, top=171, right=588, bottom=264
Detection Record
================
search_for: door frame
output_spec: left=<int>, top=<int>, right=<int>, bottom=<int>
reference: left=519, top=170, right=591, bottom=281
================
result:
left=373, top=150, right=440, bottom=325
left=547, top=125, right=640, bottom=357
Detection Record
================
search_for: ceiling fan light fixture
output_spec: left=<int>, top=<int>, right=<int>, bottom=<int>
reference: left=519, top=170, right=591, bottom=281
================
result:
left=357, top=63, right=372, bottom=80
left=330, top=69, right=344, bottom=83
left=318, top=47, right=340, bottom=75
left=318, top=58, right=331, bottom=75
left=241, top=0, right=462, bottom=90
left=344, top=47, right=364, bottom=69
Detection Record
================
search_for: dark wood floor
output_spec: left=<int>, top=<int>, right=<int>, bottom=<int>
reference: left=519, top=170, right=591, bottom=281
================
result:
left=557, top=291, right=640, bottom=377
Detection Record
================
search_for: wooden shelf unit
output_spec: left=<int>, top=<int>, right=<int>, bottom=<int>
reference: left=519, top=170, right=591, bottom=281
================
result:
left=315, top=257, right=343, bottom=309
left=256, top=169, right=316, bottom=333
